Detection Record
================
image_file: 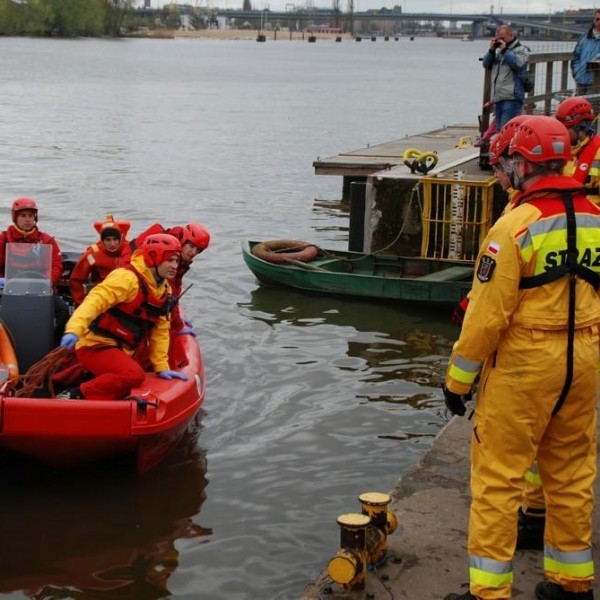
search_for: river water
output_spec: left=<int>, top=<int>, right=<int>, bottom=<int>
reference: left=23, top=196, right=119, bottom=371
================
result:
left=0, top=36, right=488, bottom=599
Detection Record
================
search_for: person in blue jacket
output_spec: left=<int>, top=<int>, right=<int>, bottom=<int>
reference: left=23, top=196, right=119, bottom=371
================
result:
left=572, top=10, right=600, bottom=98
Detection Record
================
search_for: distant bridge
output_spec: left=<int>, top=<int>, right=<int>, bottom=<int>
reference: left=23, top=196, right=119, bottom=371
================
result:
left=209, top=10, right=591, bottom=36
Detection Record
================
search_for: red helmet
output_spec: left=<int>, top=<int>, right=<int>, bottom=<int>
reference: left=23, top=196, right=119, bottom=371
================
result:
left=11, top=197, right=38, bottom=223
left=142, top=233, right=182, bottom=267
left=489, top=115, right=529, bottom=165
left=181, top=222, right=210, bottom=251
left=555, top=96, right=594, bottom=128
left=509, top=116, right=571, bottom=163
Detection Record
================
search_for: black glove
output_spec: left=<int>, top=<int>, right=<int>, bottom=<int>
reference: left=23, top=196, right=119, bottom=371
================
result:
left=442, top=385, right=467, bottom=416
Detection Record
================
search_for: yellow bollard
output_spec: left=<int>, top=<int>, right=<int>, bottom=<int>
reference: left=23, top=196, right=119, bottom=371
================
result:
left=327, top=513, right=371, bottom=591
left=359, top=492, right=398, bottom=566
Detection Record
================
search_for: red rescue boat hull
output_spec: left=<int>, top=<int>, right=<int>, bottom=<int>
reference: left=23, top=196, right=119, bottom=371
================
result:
left=0, top=334, right=205, bottom=473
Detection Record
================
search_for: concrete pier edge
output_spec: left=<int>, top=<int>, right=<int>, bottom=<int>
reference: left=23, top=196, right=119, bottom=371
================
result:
left=299, top=413, right=599, bottom=599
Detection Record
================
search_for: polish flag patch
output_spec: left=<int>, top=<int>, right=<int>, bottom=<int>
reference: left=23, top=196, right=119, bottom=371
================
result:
left=486, top=241, right=500, bottom=255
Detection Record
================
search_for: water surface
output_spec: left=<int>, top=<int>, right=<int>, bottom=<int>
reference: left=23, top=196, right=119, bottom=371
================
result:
left=0, top=36, right=485, bottom=599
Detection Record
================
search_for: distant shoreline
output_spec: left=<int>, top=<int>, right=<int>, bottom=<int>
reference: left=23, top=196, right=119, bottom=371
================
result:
left=131, top=28, right=376, bottom=42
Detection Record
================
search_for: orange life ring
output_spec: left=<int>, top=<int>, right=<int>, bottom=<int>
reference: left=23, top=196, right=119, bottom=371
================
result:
left=0, top=322, right=18, bottom=387
left=252, top=240, right=319, bottom=264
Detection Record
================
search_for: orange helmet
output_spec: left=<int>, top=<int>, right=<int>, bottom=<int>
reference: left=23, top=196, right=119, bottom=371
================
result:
left=11, top=197, right=38, bottom=223
left=93, top=215, right=131, bottom=244
left=555, top=96, right=594, bottom=128
left=509, top=116, right=571, bottom=163
left=489, top=115, right=529, bottom=165
left=180, top=222, right=210, bottom=251
left=142, top=233, right=181, bottom=267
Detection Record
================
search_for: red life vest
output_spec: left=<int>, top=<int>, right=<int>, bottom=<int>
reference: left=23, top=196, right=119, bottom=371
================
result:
left=90, top=266, right=176, bottom=348
left=572, top=135, right=600, bottom=185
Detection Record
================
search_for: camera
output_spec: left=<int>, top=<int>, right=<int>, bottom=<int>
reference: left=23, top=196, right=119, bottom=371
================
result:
left=493, top=40, right=502, bottom=48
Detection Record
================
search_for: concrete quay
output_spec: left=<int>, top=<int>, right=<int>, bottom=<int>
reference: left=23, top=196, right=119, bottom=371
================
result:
left=299, top=414, right=600, bottom=600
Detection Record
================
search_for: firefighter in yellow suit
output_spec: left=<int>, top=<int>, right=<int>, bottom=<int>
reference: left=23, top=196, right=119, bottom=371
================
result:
left=443, top=115, right=600, bottom=600
left=519, top=96, right=600, bottom=547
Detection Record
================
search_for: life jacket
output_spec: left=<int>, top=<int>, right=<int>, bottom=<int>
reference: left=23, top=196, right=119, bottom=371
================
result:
left=86, top=243, right=123, bottom=281
left=515, top=177, right=600, bottom=415
left=515, top=177, right=600, bottom=291
left=571, top=135, right=600, bottom=186
left=127, top=223, right=165, bottom=255
left=89, top=266, right=177, bottom=348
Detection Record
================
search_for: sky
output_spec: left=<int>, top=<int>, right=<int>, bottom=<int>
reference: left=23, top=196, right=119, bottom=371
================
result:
left=149, top=1, right=598, bottom=14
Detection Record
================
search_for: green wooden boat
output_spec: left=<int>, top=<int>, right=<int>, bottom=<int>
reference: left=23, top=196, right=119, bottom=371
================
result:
left=242, top=240, right=474, bottom=308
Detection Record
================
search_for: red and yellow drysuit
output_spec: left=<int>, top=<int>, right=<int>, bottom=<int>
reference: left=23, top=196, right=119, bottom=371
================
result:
left=64, top=253, right=174, bottom=400
left=445, top=175, right=600, bottom=599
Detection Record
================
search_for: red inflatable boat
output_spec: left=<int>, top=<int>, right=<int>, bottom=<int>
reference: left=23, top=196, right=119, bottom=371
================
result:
left=0, top=245, right=205, bottom=473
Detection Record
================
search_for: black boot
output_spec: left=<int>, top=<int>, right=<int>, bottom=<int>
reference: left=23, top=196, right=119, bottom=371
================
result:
left=516, top=507, right=545, bottom=550
left=535, top=581, right=594, bottom=600
left=444, top=592, right=479, bottom=600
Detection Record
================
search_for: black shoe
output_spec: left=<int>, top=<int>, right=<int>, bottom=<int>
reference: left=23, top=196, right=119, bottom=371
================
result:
left=516, top=507, right=545, bottom=550
left=535, top=581, right=594, bottom=600
left=444, top=592, right=478, bottom=600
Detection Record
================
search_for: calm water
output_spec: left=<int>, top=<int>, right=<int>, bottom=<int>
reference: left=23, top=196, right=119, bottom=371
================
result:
left=0, top=36, right=486, bottom=599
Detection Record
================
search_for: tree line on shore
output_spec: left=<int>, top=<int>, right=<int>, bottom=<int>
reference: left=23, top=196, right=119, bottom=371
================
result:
left=0, top=0, right=203, bottom=37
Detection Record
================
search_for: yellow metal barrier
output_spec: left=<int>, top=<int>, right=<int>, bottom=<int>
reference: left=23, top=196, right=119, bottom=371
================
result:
left=420, top=170, right=497, bottom=262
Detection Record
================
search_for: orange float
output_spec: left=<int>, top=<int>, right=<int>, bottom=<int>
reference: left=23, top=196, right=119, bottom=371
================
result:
left=251, top=239, right=319, bottom=264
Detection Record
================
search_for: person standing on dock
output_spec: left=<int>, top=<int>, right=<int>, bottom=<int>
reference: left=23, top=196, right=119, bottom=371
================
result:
left=482, top=24, right=529, bottom=130
left=571, top=10, right=600, bottom=99
left=443, top=116, right=600, bottom=600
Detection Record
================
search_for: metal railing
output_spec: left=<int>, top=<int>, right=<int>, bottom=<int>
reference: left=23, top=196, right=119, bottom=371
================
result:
left=479, top=50, right=576, bottom=159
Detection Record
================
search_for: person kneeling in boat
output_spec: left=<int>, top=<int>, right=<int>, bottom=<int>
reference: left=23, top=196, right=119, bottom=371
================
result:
left=122, top=222, right=210, bottom=336
left=58, top=233, right=188, bottom=400
left=69, top=215, right=131, bottom=306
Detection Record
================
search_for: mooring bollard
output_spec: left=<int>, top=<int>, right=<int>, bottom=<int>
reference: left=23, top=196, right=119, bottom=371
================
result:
left=327, top=513, right=371, bottom=591
left=359, top=491, right=398, bottom=566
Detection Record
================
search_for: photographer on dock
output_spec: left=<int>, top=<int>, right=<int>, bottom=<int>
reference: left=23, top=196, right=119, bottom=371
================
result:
left=482, top=24, right=530, bottom=130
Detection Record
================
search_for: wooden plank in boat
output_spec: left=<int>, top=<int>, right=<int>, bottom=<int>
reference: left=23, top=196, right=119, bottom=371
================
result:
left=415, top=266, right=473, bottom=282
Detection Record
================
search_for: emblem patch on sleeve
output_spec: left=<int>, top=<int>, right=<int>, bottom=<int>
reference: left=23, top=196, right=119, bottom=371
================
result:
left=477, top=255, right=496, bottom=283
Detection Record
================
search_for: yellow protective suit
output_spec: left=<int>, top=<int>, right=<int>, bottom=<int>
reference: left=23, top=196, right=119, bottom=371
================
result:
left=64, top=252, right=172, bottom=373
left=521, top=136, right=600, bottom=517
left=445, top=175, right=600, bottom=599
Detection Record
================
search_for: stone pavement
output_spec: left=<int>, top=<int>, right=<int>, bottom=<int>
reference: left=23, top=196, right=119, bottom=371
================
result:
left=299, top=415, right=599, bottom=600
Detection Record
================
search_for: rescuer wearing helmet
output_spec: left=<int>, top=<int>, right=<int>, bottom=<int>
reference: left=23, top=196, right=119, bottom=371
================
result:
left=58, top=233, right=188, bottom=400
left=555, top=96, right=600, bottom=204
left=443, top=116, right=600, bottom=600
left=69, top=215, right=131, bottom=306
left=122, top=222, right=210, bottom=335
left=0, top=197, right=68, bottom=341
left=0, top=197, right=63, bottom=286
left=514, top=100, right=600, bottom=550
